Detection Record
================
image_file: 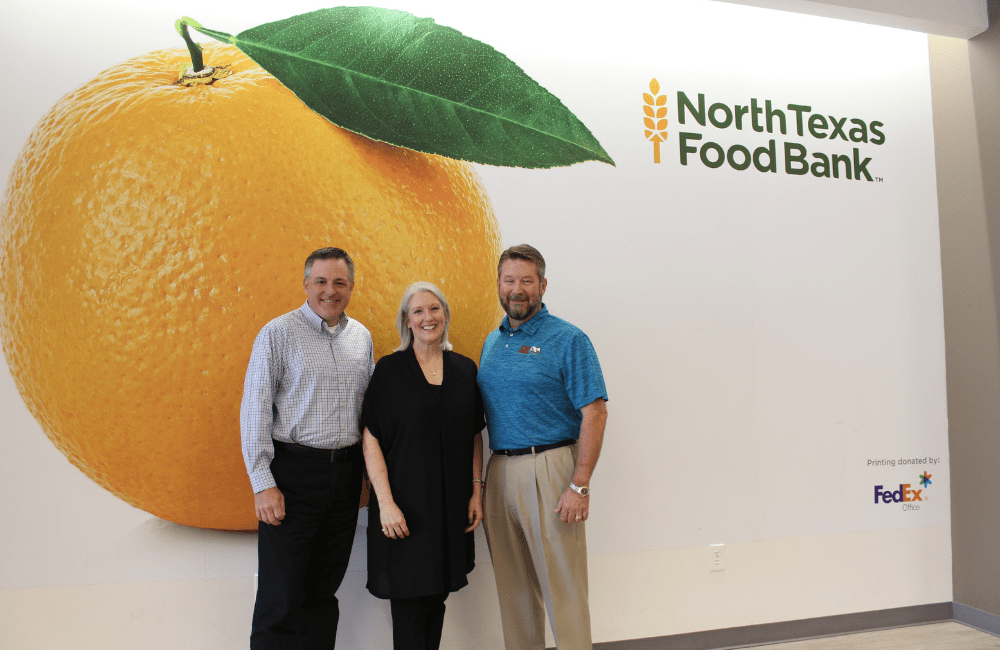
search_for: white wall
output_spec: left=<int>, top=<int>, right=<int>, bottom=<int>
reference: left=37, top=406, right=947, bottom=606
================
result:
left=933, top=3, right=1000, bottom=619
left=1, top=527, right=952, bottom=649
left=0, top=1, right=953, bottom=648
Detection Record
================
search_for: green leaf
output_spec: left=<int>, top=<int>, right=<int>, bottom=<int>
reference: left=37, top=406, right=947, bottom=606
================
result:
left=188, top=7, right=614, bottom=168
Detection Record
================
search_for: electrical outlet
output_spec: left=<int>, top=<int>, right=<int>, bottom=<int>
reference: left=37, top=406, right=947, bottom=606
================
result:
left=709, top=544, right=725, bottom=572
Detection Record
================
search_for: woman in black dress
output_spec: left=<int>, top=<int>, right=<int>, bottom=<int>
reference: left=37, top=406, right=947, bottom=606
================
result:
left=361, top=281, right=485, bottom=650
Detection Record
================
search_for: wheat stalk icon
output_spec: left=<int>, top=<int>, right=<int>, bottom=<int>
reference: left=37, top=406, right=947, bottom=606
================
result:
left=644, top=79, right=668, bottom=163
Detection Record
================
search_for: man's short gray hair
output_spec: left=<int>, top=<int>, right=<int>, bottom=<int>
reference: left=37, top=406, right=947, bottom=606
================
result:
left=497, top=244, right=546, bottom=281
left=304, top=247, right=355, bottom=282
left=395, top=281, right=453, bottom=352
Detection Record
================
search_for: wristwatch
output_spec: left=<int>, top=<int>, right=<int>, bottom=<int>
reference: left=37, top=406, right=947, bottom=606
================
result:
left=570, top=482, right=590, bottom=497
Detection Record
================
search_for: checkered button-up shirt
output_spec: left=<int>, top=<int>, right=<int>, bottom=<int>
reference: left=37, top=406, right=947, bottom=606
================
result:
left=240, top=302, right=375, bottom=494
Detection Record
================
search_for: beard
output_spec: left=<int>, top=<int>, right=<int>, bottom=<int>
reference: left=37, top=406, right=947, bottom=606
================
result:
left=500, top=292, right=541, bottom=321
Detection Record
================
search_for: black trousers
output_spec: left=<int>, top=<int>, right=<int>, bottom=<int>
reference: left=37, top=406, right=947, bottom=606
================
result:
left=250, top=442, right=363, bottom=650
left=389, top=593, right=449, bottom=650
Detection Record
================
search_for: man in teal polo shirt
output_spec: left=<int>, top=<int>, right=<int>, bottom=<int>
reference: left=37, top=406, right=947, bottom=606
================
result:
left=478, top=244, right=609, bottom=650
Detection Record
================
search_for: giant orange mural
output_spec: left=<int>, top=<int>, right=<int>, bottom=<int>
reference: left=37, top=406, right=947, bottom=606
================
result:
left=0, top=8, right=613, bottom=530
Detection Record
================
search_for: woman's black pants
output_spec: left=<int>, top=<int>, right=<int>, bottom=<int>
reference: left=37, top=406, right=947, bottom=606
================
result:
left=389, top=593, right=449, bottom=650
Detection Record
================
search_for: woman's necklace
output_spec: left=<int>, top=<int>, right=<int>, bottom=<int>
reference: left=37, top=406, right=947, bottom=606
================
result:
left=415, top=349, right=443, bottom=382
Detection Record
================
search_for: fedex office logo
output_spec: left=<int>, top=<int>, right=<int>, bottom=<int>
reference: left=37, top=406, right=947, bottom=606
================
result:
left=874, top=483, right=925, bottom=511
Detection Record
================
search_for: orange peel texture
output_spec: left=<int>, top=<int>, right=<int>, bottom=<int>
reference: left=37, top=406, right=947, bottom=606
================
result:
left=0, top=43, right=502, bottom=530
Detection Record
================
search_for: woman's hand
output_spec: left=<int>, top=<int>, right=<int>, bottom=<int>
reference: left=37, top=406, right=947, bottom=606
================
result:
left=466, top=487, right=483, bottom=532
left=380, top=501, right=409, bottom=539
left=363, top=427, right=409, bottom=540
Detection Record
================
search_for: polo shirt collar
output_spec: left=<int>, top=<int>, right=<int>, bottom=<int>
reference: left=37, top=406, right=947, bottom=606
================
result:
left=499, top=304, right=549, bottom=335
left=299, top=301, right=348, bottom=334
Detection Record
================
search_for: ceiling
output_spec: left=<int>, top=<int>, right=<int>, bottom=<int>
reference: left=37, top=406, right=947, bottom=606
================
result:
left=713, top=0, right=989, bottom=38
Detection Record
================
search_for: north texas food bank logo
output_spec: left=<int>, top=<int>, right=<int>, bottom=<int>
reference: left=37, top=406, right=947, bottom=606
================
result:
left=642, top=78, right=885, bottom=182
left=874, top=472, right=932, bottom=511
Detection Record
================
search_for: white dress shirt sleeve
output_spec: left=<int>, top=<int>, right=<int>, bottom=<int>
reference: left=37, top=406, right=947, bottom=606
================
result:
left=240, top=324, right=283, bottom=494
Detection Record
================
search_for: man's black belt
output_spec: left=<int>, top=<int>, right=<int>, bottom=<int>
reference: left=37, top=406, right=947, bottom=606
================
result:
left=274, top=440, right=360, bottom=462
left=492, top=438, right=576, bottom=457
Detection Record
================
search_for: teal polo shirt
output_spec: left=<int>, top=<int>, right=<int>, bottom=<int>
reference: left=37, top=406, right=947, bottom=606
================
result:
left=477, top=305, right=608, bottom=451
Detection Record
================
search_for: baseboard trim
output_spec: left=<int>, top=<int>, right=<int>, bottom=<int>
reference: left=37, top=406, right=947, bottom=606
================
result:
left=954, top=601, right=1000, bottom=637
left=591, top=602, right=955, bottom=649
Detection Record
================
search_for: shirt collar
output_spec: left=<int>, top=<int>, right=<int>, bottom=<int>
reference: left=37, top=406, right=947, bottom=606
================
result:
left=299, top=301, right=348, bottom=334
left=499, top=304, right=549, bottom=335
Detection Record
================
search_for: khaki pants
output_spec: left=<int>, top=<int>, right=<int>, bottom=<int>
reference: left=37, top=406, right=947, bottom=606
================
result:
left=483, top=444, right=592, bottom=650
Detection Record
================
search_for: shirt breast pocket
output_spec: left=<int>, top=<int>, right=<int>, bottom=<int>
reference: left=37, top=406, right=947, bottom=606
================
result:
left=335, top=349, right=371, bottom=390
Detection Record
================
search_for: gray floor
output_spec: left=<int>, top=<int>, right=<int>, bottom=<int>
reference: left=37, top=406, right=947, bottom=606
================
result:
left=741, top=621, right=1000, bottom=649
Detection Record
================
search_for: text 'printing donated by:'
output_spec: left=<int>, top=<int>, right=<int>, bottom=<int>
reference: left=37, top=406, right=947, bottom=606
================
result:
left=867, top=457, right=941, bottom=468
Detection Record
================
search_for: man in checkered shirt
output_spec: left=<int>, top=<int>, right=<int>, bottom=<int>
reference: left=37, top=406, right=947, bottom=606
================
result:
left=241, top=247, right=375, bottom=649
